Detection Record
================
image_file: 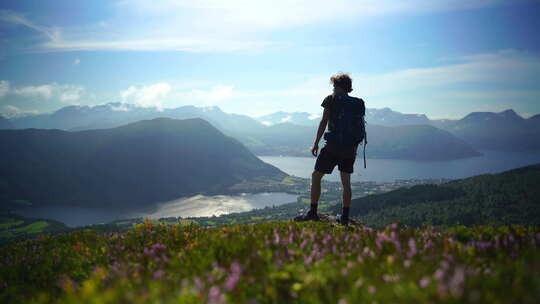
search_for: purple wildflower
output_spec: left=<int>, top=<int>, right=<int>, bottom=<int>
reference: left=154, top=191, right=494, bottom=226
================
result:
left=419, top=276, right=431, bottom=288
left=407, top=238, right=417, bottom=258
left=151, top=243, right=166, bottom=250
left=153, top=269, right=165, bottom=279
left=224, top=273, right=240, bottom=291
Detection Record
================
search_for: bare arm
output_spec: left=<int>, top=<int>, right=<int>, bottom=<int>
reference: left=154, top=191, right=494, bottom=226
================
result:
left=311, top=108, right=330, bottom=156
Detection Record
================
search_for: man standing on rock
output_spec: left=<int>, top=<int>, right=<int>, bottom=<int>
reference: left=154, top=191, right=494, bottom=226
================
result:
left=294, top=73, right=367, bottom=225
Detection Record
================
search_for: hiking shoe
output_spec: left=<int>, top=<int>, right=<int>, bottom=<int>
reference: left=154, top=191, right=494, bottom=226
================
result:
left=294, top=211, right=320, bottom=222
left=336, top=214, right=349, bottom=226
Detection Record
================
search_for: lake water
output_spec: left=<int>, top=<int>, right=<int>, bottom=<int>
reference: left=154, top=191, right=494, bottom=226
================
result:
left=137, top=192, right=298, bottom=220
left=259, top=150, right=540, bottom=182
left=15, top=192, right=298, bottom=227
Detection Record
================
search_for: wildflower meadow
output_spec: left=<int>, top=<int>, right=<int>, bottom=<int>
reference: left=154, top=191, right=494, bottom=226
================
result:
left=1, top=221, right=539, bottom=303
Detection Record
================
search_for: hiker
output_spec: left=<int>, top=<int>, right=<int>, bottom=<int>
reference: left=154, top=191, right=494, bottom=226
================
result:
left=294, top=73, right=367, bottom=225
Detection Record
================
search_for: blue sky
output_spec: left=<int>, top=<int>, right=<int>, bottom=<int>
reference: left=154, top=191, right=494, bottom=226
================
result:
left=0, top=0, right=539, bottom=119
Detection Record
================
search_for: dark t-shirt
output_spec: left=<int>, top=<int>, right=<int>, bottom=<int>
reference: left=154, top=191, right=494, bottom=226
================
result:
left=321, top=93, right=365, bottom=158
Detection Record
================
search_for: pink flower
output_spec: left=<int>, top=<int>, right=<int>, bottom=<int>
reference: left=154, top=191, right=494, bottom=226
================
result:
left=153, top=269, right=165, bottom=279
left=387, top=223, right=398, bottom=230
left=224, top=273, right=240, bottom=291
left=274, top=232, right=281, bottom=245
left=224, top=262, right=243, bottom=291
left=209, top=286, right=221, bottom=298
left=368, top=285, right=376, bottom=294
left=407, top=238, right=417, bottom=258
left=434, top=269, right=445, bottom=281
left=143, top=248, right=155, bottom=257
left=230, top=261, right=242, bottom=274
left=419, top=276, right=431, bottom=288
left=208, top=286, right=226, bottom=304
left=151, top=243, right=166, bottom=250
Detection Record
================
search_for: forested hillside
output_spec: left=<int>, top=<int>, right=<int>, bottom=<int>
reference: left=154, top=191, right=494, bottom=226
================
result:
left=331, top=164, right=540, bottom=227
left=0, top=118, right=285, bottom=211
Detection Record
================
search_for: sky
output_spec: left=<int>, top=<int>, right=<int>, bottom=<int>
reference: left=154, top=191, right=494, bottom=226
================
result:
left=0, top=0, right=539, bottom=119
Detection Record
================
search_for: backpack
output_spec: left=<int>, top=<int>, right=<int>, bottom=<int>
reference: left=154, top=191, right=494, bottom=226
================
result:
left=324, top=94, right=368, bottom=167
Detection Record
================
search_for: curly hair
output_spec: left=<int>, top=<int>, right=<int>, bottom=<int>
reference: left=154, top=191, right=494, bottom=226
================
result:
left=330, top=73, right=353, bottom=93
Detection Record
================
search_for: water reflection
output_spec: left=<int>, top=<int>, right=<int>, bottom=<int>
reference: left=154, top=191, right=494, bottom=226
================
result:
left=141, top=192, right=298, bottom=219
left=15, top=192, right=298, bottom=227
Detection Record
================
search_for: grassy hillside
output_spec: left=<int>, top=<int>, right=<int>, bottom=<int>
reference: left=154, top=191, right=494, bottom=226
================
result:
left=330, top=164, right=540, bottom=227
left=0, top=214, right=69, bottom=245
left=1, top=221, right=538, bottom=303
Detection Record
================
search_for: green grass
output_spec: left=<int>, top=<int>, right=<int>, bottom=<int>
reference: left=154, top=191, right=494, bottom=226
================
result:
left=1, top=221, right=539, bottom=303
left=250, top=216, right=271, bottom=221
left=0, top=219, right=24, bottom=230
left=12, top=221, right=49, bottom=234
left=13, top=200, right=32, bottom=206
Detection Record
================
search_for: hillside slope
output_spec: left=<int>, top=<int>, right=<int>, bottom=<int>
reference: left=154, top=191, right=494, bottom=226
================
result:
left=330, top=164, right=540, bottom=226
left=238, top=123, right=481, bottom=160
left=432, top=109, right=540, bottom=151
left=0, top=118, right=285, bottom=211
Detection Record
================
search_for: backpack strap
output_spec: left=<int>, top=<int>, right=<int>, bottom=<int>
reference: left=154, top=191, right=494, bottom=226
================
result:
left=363, top=121, right=367, bottom=169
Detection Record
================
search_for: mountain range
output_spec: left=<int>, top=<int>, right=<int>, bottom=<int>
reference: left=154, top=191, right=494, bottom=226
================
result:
left=0, top=118, right=285, bottom=211
left=431, top=109, right=540, bottom=151
left=2, top=103, right=485, bottom=160
left=255, top=108, right=432, bottom=127
left=255, top=107, right=540, bottom=152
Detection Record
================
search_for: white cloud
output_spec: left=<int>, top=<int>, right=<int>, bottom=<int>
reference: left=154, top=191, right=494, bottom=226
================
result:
left=117, top=0, right=511, bottom=31
left=43, top=38, right=278, bottom=53
left=14, top=85, right=54, bottom=99
left=59, top=86, right=85, bottom=103
left=0, top=10, right=278, bottom=53
left=353, top=49, right=540, bottom=97
left=308, top=113, right=321, bottom=120
left=1, top=1, right=519, bottom=53
left=189, top=85, right=234, bottom=102
left=217, top=49, right=540, bottom=116
left=280, top=116, right=292, bottom=123
left=120, top=82, right=172, bottom=109
left=3, top=82, right=86, bottom=103
left=0, top=10, right=61, bottom=41
left=246, top=49, right=540, bottom=101
left=0, top=105, right=39, bottom=118
left=0, top=80, right=9, bottom=98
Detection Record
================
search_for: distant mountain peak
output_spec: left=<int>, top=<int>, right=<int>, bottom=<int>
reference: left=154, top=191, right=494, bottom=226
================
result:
left=529, top=114, right=540, bottom=120
left=498, top=109, right=522, bottom=119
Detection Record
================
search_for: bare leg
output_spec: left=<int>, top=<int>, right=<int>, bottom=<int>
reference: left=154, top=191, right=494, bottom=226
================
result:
left=340, top=172, right=352, bottom=208
left=311, top=170, right=325, bottom=206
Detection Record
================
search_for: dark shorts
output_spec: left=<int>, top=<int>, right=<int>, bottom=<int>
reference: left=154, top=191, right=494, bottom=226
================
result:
left=314, top=144, right=357, bottom=174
